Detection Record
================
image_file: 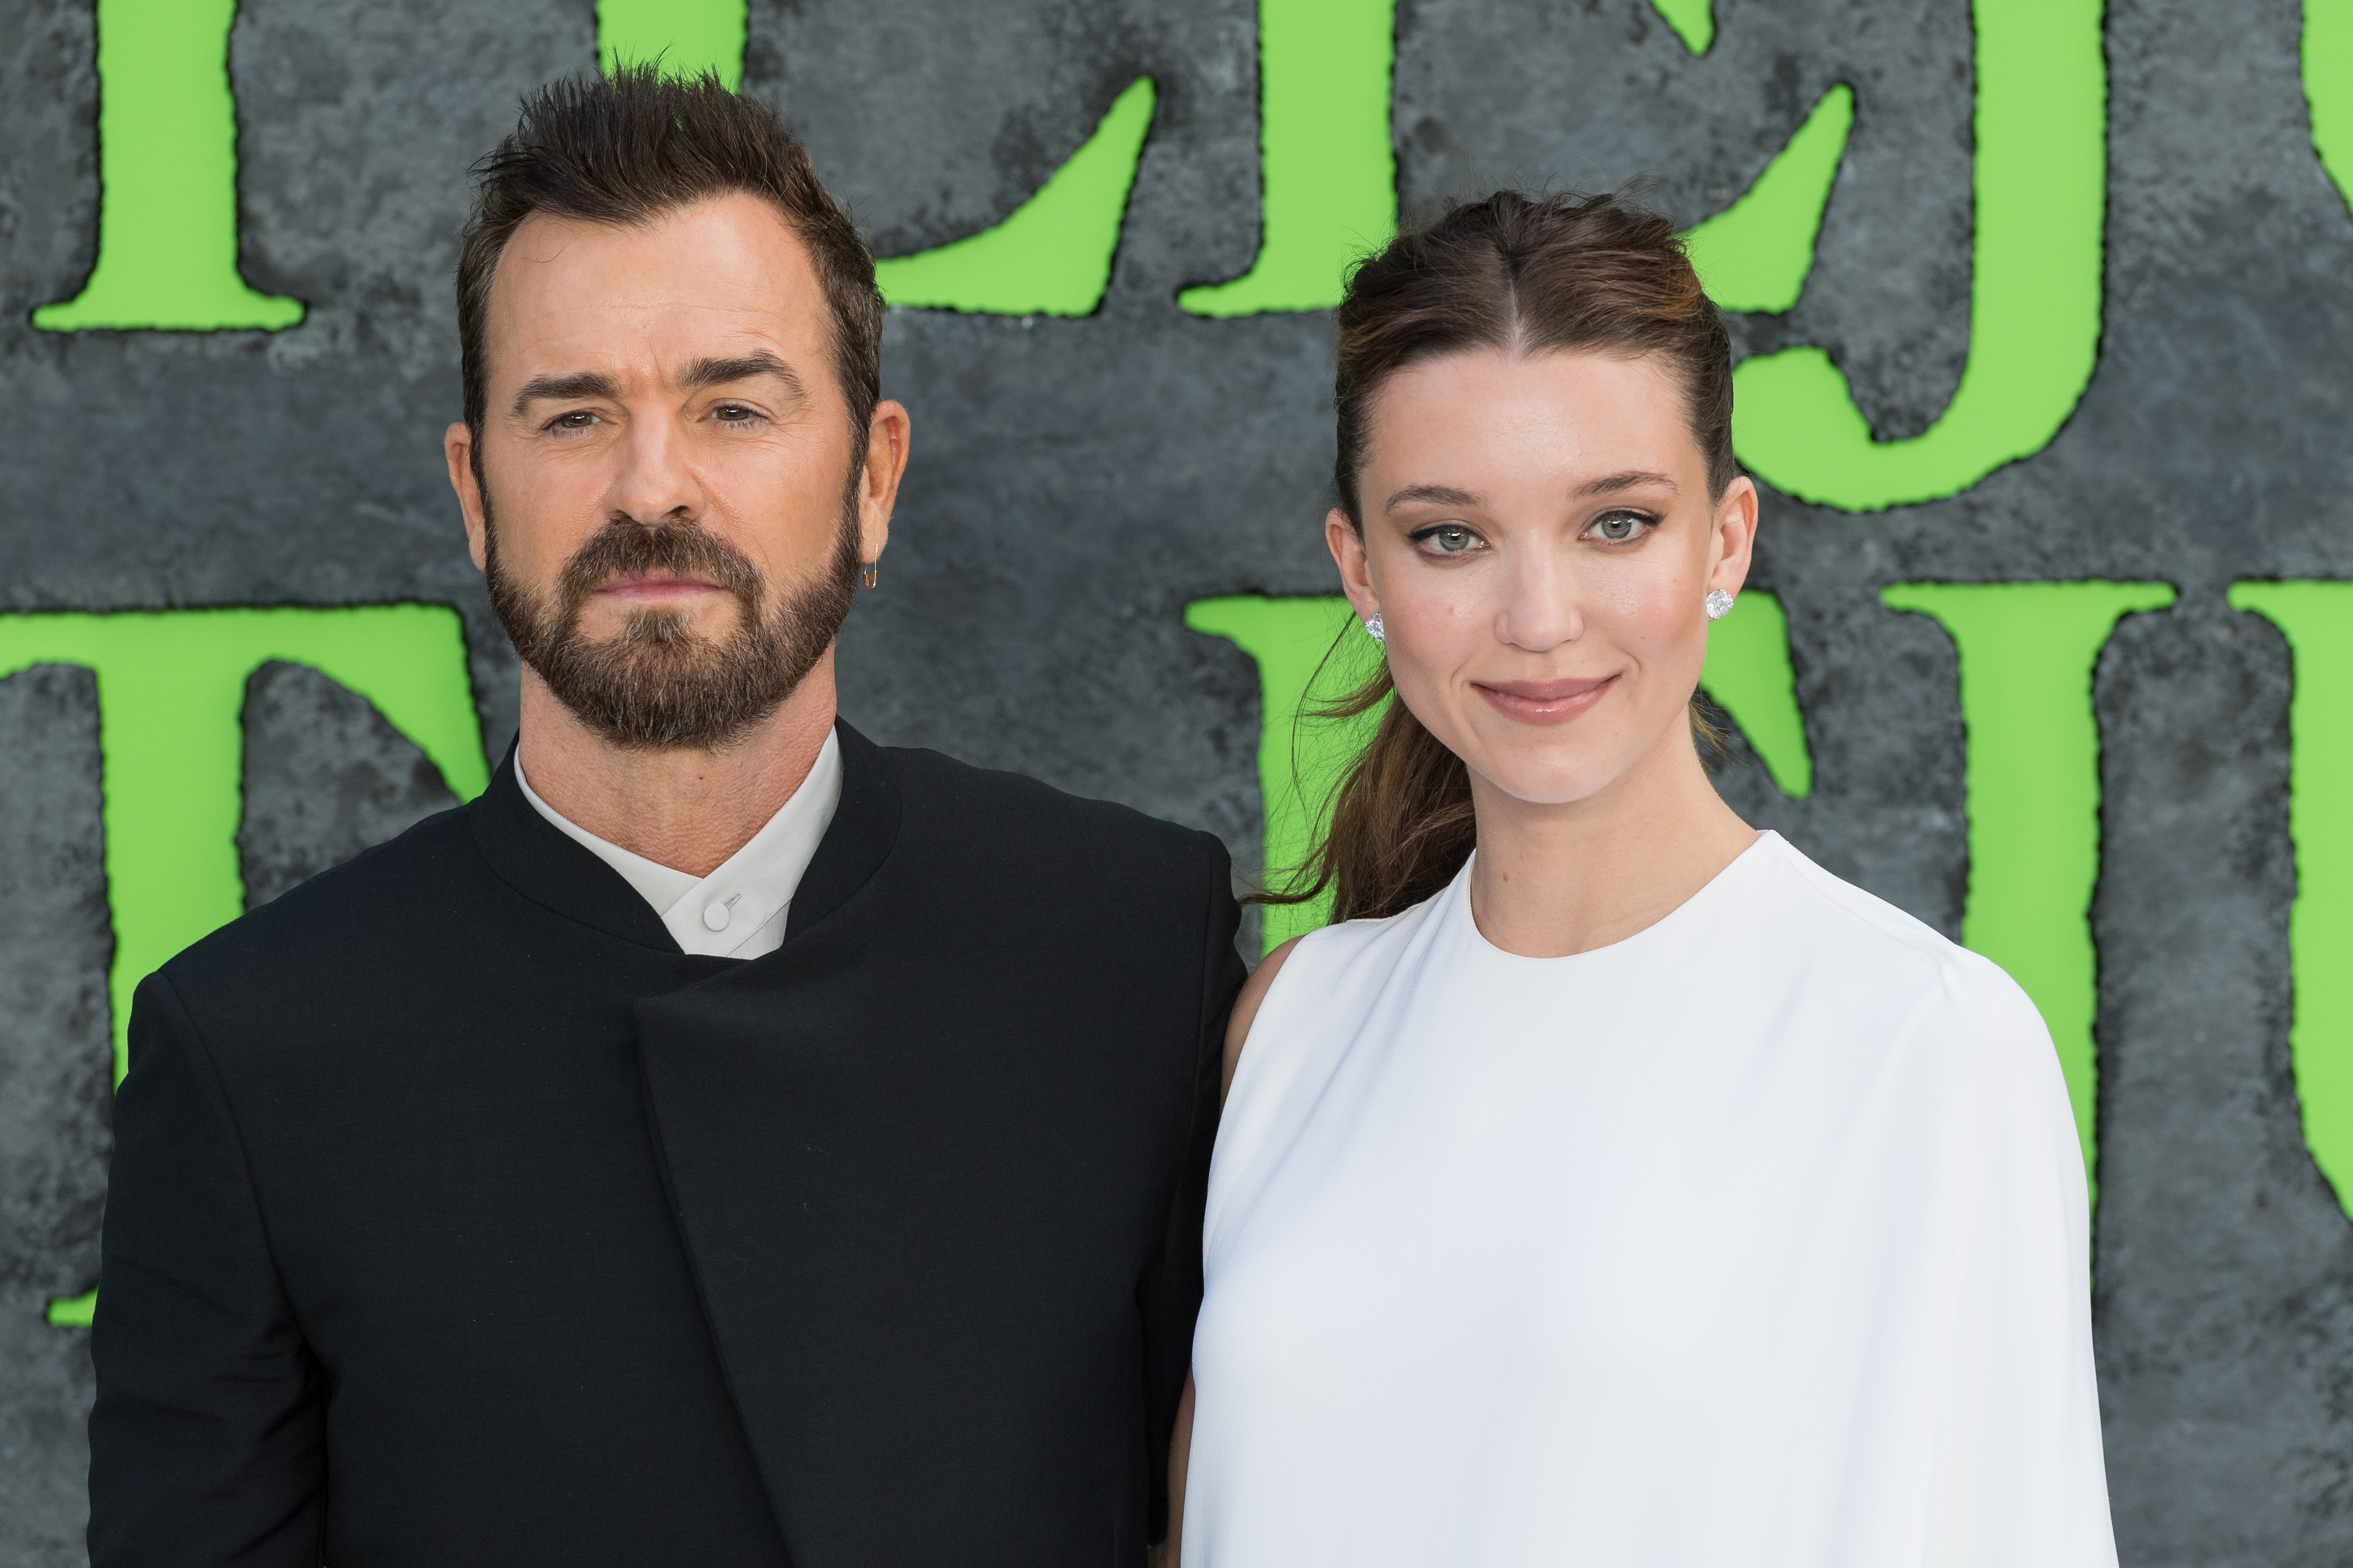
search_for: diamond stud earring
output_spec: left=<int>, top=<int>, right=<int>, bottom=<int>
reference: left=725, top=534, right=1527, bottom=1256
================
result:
left=1364, top=612, right=1385, bottom=644
left=1704, top=589, right=1735, bottom=621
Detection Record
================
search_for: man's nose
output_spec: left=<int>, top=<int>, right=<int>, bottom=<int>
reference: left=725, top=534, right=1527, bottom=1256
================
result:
left=607, top=412, right=704, bottom=523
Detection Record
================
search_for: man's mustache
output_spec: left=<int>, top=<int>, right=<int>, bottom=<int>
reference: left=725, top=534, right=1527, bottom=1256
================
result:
left=557, top=517, right=764, bottom=621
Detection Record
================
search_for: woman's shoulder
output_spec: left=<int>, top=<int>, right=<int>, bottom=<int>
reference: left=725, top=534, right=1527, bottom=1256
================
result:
left=1750, top=833, right=2056, bottom=1076
left=1747, top=833, right=1953, bottom=956
left=1220, top=934, right=1302, bottom=1098
left=1220, top=891, right=1454, bottom=1097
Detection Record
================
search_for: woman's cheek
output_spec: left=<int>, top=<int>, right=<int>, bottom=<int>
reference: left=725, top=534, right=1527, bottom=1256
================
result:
left=1394, top=562, right=1491, bottom=641
left=1380, top=602, right=1479, bottom=745
left=1388, top=594, right=1482, bottom=701
left=1591, top=566, right=1700, bottom=669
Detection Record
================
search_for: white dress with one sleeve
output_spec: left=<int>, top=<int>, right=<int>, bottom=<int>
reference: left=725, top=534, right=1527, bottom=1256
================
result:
left=1184, top=831, right=2115, bottom=1567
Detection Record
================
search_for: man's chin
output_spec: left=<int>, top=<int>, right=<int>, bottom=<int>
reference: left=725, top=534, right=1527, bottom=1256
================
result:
left=577, top=603, right=748, bottom=648
left=554, top=638, right=742, bottom=687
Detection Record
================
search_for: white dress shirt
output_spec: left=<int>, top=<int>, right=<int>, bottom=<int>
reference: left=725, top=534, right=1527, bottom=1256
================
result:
left=513, top=729, right=843, bottom=959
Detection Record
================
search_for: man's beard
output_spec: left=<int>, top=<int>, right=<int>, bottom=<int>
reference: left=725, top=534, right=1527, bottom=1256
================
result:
left=484, top=492, right=860, bottom=753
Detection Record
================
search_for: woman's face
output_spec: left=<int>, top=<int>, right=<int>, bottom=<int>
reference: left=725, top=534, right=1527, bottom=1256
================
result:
left=1330, top=347, right=1758, bottom=811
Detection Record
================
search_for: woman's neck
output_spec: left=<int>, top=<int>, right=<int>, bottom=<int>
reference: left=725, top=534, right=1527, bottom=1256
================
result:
left=1464, top=729, right=1758, bottom=959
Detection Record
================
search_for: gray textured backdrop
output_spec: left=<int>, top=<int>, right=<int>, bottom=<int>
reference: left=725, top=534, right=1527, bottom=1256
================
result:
left=3, top=0, right=2350, bottom=1561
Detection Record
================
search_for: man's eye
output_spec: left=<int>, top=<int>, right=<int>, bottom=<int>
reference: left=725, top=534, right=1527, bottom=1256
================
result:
left=552, top=410, right=598, bottom=430
left=1587, top=511, right=1652, bottom=543
left=713, top=404, right=758, bottom=424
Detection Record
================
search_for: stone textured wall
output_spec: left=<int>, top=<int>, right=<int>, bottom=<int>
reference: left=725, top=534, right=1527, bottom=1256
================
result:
left=4, top=0, right=2351, bottom=1561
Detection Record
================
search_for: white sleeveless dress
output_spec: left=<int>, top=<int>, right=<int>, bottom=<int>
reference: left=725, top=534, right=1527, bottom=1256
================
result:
left=1185, top=832, right=2115, bottom=1567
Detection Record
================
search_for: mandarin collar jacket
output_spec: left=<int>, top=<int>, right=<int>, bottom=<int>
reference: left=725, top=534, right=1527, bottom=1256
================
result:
left=89, top=721, right=1244, bottom=1568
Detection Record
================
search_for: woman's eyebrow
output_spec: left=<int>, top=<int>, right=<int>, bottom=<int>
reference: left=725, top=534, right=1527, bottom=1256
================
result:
left=1385, top=483, right=1481, bottom=513
left=1572, top=470, right=1677, bottom=499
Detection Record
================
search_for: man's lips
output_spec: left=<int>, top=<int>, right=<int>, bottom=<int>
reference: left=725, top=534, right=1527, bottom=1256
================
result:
left=594, top=572, right=725, bottom=604
left=1471, top=673, right=1618, bottom=726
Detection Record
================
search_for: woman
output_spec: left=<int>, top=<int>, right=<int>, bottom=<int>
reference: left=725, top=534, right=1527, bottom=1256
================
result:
left=1163, top=193, right=2114, bottom=1566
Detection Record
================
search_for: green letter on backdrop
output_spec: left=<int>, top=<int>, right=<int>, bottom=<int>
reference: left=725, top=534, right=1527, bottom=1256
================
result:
left=14, top=606, right=488, bottom=1328
left=2306, top=0, right=2353, bottom=211
left=1684, top=86, right=1854, bottom=317
left=1700, top=592, right=1813, bottom=797
left=1179, top=0, right=1399, bottom=316
left=1649, top=0, right=1716, bottom=56
left=597, top=0, right=746, bottom=87
left=2227, top=584, right=2353, bottom=1220
left=34, top=0, right=303, bottom=332
left=875, top=80, right=1158, bottom=315
left=1731, top=0, right=2106, bottom=511
left=1188, top=591, right=1812, bottom=951
left=597, top=6, right=1154, bottom=316
left=1185, top=597, right=1386, bottom=950
left=1881, top=582, right=2175, bottom=1195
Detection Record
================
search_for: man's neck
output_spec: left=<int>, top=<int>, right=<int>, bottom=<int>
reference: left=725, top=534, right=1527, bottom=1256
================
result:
left=516, top=650, right=841, bottom=878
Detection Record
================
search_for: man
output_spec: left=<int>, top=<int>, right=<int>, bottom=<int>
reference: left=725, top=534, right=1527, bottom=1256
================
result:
left=88, top=69, right=1241, bottom=1566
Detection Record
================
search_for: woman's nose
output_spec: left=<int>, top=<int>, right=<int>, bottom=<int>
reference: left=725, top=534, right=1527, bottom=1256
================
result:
left=1494, top=554, right=1584, bottom=652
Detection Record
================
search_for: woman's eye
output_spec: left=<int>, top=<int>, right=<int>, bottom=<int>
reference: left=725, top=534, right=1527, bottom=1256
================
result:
left=1587, top=511, right=1652, bottom=543
left=1420, top=524, right=1480, bottom=554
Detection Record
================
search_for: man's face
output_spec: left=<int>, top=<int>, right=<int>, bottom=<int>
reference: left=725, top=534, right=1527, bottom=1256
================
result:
left=446, top=192, right=899, bottom=750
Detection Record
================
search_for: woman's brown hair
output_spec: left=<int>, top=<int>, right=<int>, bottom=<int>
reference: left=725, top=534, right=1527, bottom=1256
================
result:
left=1266, top=190, right=1735, bottom=927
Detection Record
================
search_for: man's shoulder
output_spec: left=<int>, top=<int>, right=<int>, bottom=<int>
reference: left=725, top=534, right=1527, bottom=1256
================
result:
left=868, top=743, right=1240, bottom=1006
left=162, top=799, right=485, bottom=988
left=881, top=743, right=1229, bottom=892
left=887, top=745, right=1216, bottom=852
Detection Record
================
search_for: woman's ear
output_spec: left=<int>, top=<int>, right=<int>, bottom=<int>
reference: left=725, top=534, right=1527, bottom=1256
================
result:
left=1326, top=508, right=1379, bottom=621
left=1707, top=476, right=1760, bottom=597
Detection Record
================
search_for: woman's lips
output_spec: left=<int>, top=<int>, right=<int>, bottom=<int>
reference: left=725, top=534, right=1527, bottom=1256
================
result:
left=1472, top=673, right=1618, bottom=726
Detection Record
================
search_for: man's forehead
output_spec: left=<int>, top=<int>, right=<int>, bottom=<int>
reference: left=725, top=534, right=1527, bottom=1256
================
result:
left=500, top=192, right=810, bottom=273
left=485, top=195, right=827, bottom=374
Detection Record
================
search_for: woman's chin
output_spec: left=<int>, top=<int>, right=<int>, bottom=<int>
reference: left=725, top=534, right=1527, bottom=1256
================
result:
left=1464, top=753, right=1624, bottom=813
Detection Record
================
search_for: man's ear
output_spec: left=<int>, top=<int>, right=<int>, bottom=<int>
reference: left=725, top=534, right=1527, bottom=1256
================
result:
left=1325, top=509, right=1379, bottom=622
left=446, top=421, right=489, bottom=573
left=856, top=399, right=912, bottom=567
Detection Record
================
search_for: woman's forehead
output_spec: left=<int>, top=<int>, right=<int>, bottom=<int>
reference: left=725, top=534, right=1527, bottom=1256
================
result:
left=1364, top=349, right=1703, bottom=483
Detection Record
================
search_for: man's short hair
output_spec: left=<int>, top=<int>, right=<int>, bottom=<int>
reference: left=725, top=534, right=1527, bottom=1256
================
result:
left=457, top=67, right=883, bottom=454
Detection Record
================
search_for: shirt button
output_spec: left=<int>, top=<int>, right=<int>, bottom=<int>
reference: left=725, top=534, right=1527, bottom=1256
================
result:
left=702, top=903, right=731, bottom=933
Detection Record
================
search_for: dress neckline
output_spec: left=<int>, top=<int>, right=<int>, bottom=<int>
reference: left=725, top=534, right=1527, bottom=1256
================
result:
left=1449, top=829, right=1780, bottom=968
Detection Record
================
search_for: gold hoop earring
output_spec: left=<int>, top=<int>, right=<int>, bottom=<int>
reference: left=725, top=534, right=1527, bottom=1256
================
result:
left=860, top=561, right=879, bottom=590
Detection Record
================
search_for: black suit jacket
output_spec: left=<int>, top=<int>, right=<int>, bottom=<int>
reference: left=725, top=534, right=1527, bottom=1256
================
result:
left=88, top=722, right=1244, bottom=1567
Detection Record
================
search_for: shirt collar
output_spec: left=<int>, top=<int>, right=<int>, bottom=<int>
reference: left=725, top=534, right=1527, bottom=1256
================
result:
left=513, top=729, right=845, bottom=959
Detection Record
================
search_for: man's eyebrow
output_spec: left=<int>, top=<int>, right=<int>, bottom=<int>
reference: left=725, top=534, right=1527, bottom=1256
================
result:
left=1573, top=470, right=1677, bottom=499
left=508, top=354, right=805, bottom=420
left=510, top=371, right=620, bottom=418
left=1385, top=483, right=1481, bottom=513
left=679, top=352, right=805, bottom=397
